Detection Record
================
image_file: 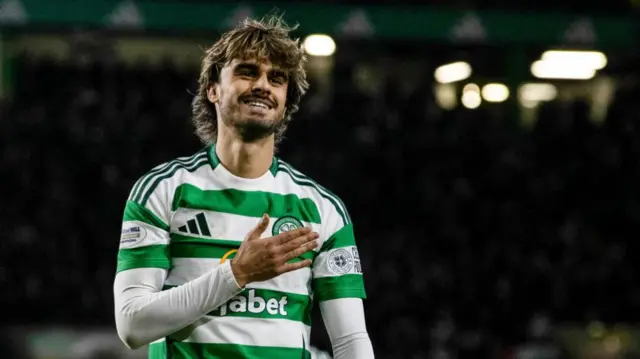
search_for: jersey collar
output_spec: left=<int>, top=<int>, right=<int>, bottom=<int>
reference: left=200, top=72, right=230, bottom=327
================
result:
left=207, top=144, right=279, bottom=177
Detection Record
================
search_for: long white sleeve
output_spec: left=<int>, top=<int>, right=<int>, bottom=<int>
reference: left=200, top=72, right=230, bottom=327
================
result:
left=320, top=298, right=375, bottom=359
left=113, top=261, right=243, bottom=349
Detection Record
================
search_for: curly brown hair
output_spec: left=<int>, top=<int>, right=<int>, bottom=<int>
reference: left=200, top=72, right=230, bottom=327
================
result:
left=191, top=15, right=309, bottom=146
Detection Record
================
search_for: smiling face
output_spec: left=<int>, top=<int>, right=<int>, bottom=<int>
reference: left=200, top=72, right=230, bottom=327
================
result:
left=208, top=57, right=289, bottom=142
left=191, top=16, right=310, bottom=146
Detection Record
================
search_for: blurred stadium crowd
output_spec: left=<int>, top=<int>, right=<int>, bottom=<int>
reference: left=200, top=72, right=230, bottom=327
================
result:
left=0, top=46, right=639, bottom=359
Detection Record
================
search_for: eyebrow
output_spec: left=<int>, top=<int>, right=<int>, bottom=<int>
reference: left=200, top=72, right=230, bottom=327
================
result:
left=233, top=62, right=288, bottom=78
left=233, top=63, right=259, bottom=72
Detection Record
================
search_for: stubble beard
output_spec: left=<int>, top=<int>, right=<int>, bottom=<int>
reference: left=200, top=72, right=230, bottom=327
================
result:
left=220, top=102, right=284, bottom=143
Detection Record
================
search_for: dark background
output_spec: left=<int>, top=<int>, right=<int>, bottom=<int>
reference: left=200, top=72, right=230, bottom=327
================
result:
left=1, top=0, right=639, bottom=358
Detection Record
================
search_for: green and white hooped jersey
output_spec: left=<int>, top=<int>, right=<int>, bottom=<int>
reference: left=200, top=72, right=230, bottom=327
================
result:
left=117, top=145, right=366, bottom=359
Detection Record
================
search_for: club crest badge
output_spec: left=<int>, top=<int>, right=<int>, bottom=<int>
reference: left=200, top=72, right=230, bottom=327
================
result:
left=272, top=216, right=303, bottom=236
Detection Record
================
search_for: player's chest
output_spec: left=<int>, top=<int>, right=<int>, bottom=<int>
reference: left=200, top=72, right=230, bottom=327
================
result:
left=169, top=206, right=321, bottom=244
left=168, top=184, right=324, bottom=244
left=167, top=185, right=322, bottom=291
left=167, top=207, right=314, bottom=293
left=168, top=206, right=320, bottom=291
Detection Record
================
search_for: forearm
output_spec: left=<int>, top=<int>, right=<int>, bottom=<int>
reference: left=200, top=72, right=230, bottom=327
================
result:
left=320, top=298, right=375, bottom=359
left=113, top=261, right=242, bottom=349
left=331, top=332, right=374, bottom=359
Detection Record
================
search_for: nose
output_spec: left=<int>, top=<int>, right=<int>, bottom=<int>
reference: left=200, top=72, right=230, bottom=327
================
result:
left=251, top=73, right=271, bottom=94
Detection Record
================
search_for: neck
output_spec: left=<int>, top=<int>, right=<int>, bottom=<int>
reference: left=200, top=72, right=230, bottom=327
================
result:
left=215, top=125, right=275, bottom=179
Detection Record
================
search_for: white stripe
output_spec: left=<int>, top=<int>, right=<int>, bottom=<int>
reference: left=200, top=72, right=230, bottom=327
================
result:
left=176, top=316, right=310, bottom=348
left=164, top=258, right=221, bottom=286
left=136, top=153, right=207, bottom=201
left=120, top=221, right=170, bottom=249
left=313, top=246, right=362, bottom=278
left=165, top=258, right=313, bottom=296
left=171, top=209, right=321, bottom=242
left=249, top=267, right=312, bottom=296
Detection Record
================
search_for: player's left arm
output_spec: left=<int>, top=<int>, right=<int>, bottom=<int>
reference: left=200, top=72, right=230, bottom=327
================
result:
left=312, top=205, right=375, bottom=359
left=319, top=298, right=374, bottom=359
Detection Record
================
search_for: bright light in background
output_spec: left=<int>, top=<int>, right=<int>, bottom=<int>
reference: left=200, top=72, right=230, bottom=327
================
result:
left=303, top=34, right=336, bottom=56
left=461, top=83, right=481, bottom=109
left=541, top=50, right=607, bottom=70
left=520, top=100, right=539, bottom=109
left=435, top=61, right=472, bottom=84
left=435, top=83, right=457, bottom=110
left=518, top=83, right=558, bottom=108
left=519, top=83, right=558, bottom=102
left=531, top=60, right=596, bottom=80
left=531, top=49, right=607, bottom=80
left=481, top=83, right=509, bottom=102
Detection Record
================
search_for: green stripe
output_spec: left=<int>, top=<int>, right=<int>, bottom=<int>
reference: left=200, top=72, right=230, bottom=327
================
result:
left=122, top=200, right=169, bottom=231
left=131, top=150, right=206, bottom=203
left=130, top=163, right=162, bottom=202
left=116, top=245, right=171, bottom=273
left=171, top=242, right=234, bottom=259
left=169, top=235, right=315, bottom=263
left=276, top=162, right=351, bottom=225
left=312, top=274, right=366, bottom=301
left=172, top=233, right=239, bottom=247
left=319, top=223, right=355, bottom=252
left=148, top=340, right=167, bottom=358
left=170, top=183, right=322, bottom=224
left=163, top=286, right=312, bottom=325
left=207, top=145, right=220, bottom=169
left=269, top=157, right=279, bottom=176
left=129, top=163, right=163, bottom=202
left=140, top=158, right=209, bottom=206
left=150, top=342, right=311, bottom=359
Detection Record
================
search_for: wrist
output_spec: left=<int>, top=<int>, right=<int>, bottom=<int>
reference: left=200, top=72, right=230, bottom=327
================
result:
left=230, top=259, right=248, bottom=288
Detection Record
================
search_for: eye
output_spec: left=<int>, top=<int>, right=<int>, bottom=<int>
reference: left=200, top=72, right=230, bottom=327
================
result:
left=236, top=67, right=257, bottom=77
left=270, top=73, right=288, bottom=85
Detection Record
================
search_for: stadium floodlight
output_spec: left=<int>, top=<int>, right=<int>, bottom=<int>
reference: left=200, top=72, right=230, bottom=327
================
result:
left=303, top=34, right=336, bottom=57
left=530, top=60, right=596, bottom=80
left=541, top=50, right=607, bottom=70
left=481, top=83, right=509, bottom=103
left=434, top=61, right=472, bottom=84
left=461, top=83, right=481, bottom=109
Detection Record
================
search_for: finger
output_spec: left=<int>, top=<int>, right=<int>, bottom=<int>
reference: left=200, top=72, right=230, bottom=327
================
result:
left=246, top=214, right=270, bottom=240
left=272, top=226, right=312, bottom=245
left=280, top=232, right=318, bottom=253
left=282, top=239, right=318, bottom=262
left=277, top=259, right=313, bottom=275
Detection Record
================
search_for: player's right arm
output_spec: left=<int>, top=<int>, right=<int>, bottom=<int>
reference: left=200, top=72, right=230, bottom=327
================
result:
left=113, top=176, right=244, bottom=350
left=113, top=175, right=318, bottom=350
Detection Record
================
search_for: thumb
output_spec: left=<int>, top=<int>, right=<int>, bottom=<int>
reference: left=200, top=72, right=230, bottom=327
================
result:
left=247, top=214, right=270, bottom=240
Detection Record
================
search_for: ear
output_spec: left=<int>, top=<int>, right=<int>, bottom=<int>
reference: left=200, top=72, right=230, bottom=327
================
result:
left=207, top=85, right=218, bottom=104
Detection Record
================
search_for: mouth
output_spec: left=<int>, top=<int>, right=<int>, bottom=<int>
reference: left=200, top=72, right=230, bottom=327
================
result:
left=242, top=98, right=273, bottom=110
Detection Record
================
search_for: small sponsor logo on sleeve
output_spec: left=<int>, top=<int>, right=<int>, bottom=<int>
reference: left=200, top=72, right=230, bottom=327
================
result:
left=352, top=247, right=362, bottom=273
left=120, top=223, right=147, bottom=249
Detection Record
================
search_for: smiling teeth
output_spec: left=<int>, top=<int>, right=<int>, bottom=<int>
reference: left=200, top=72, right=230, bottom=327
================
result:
left=247, top=101, right=268, bottom=109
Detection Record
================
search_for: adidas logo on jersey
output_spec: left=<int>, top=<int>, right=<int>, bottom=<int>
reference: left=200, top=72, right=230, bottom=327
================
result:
left=219, top=289, right=289, bottom=317
left=177, top=212, right=211, bottom=236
